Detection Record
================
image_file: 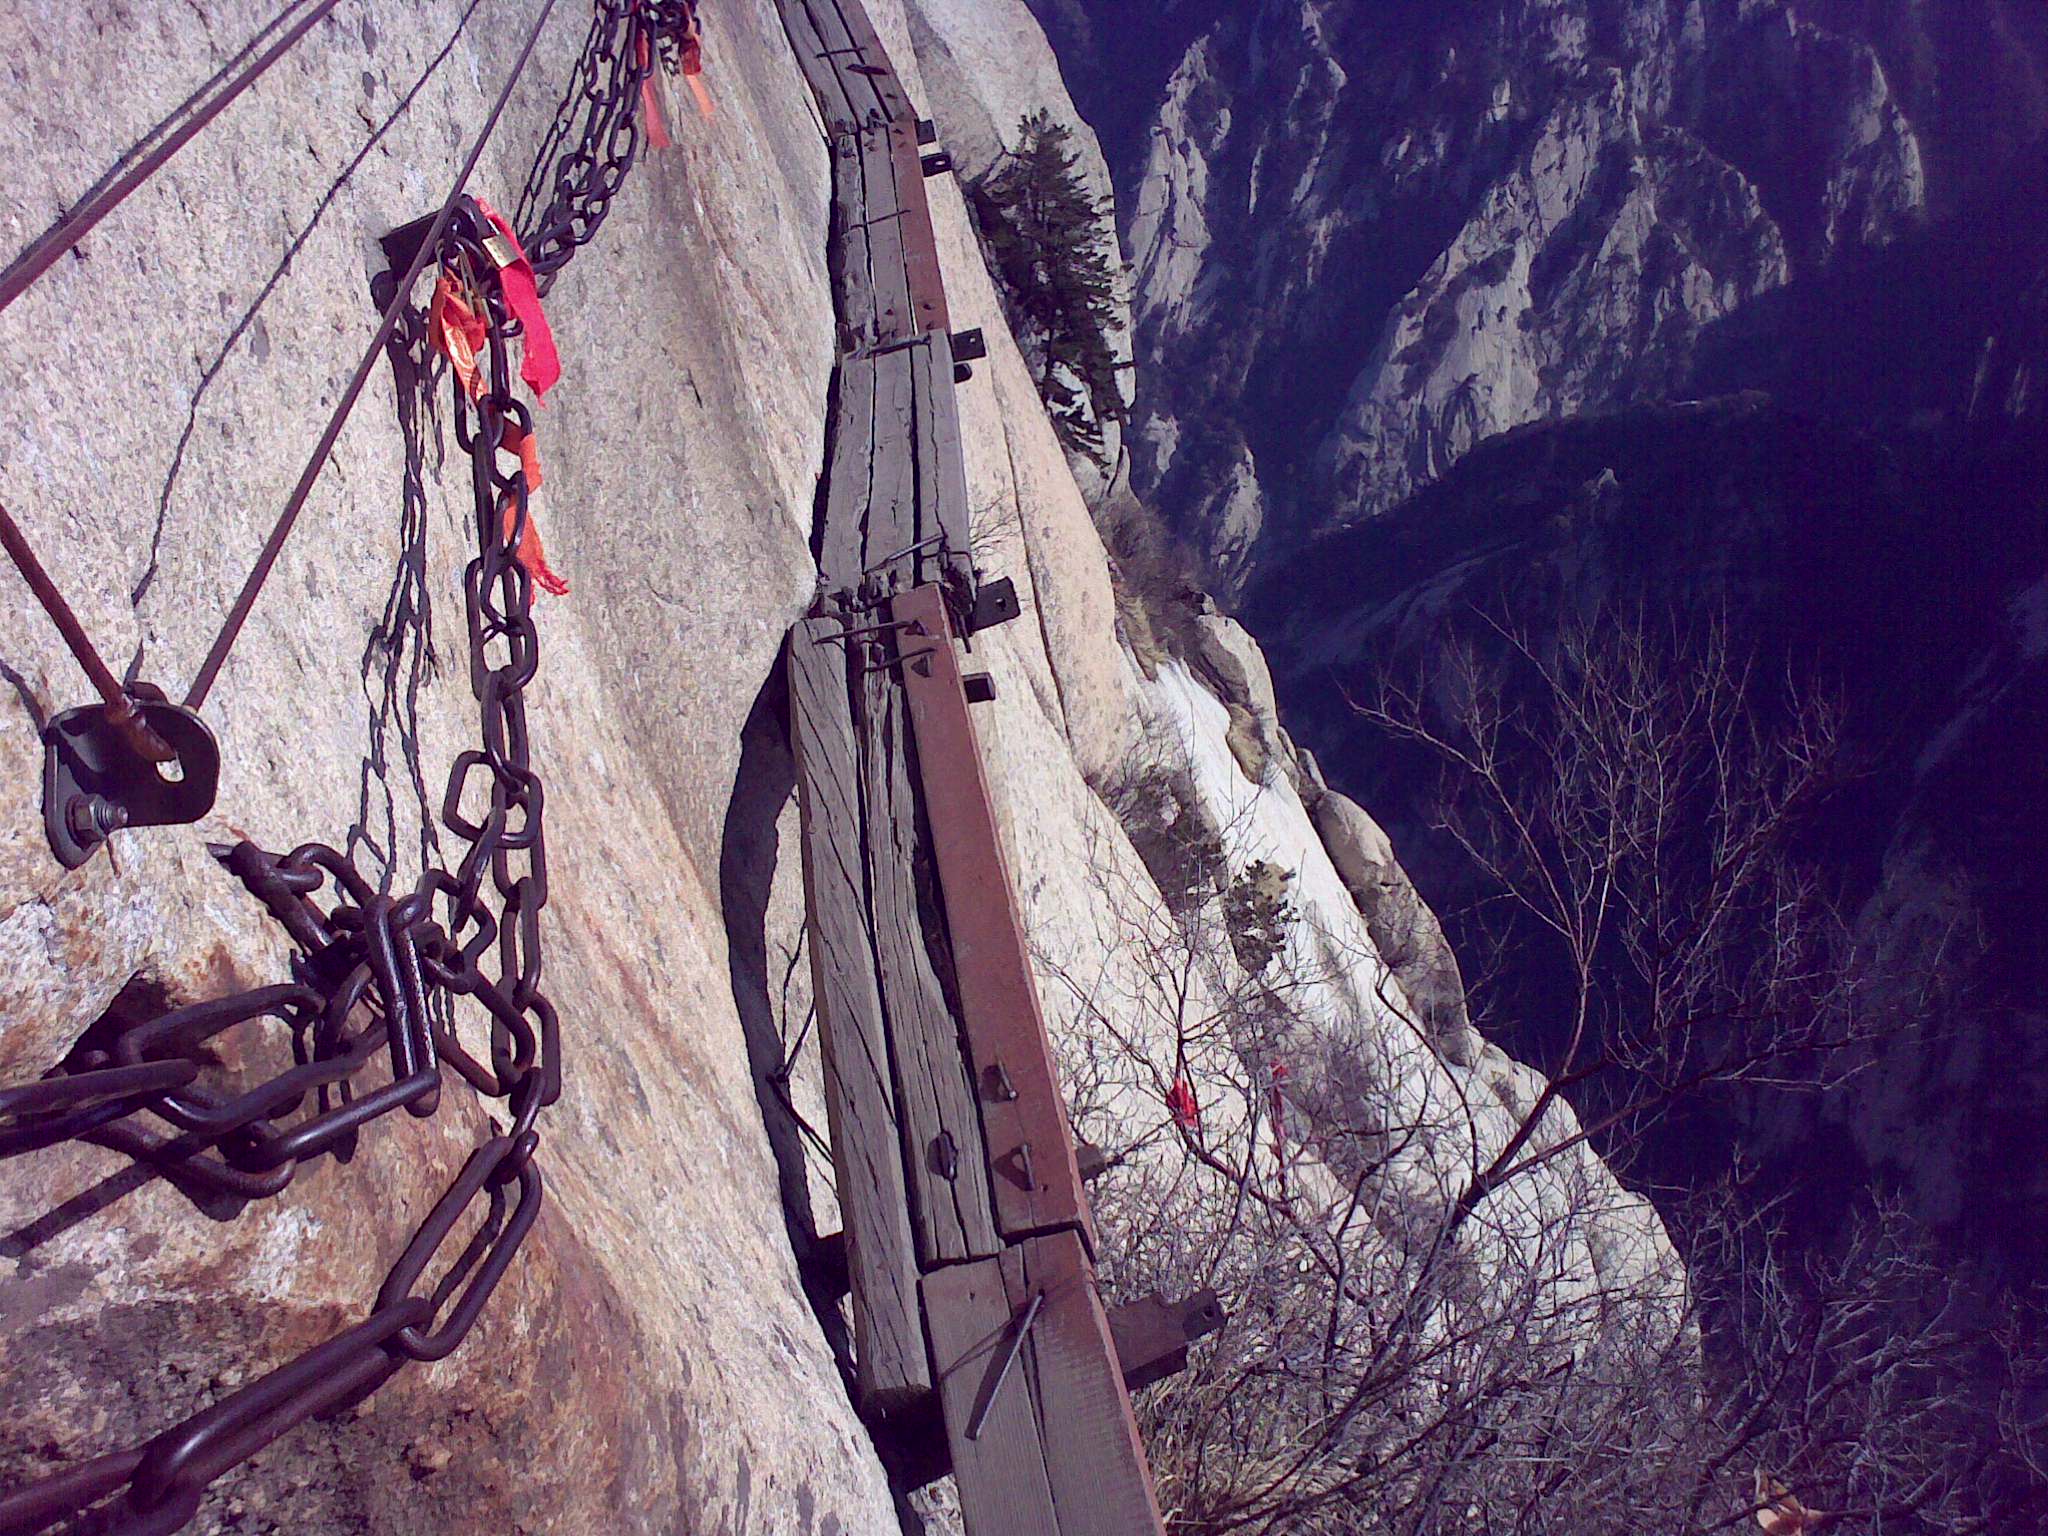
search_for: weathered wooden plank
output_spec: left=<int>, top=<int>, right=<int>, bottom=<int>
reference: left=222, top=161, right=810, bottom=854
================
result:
left=819, top=356, right=877, bottom=593
left=831, top=133, right=879, bottom=350
left=801, top=0, right=862, bottom=70
left=859, top=130, right=916, bottom=345
left=788, top=621, right=931, bottom=1416
left=864, top=347, right=917, bottom=572
left=1002, top=1232, right=1166, bottom=1536
left=824, top=0, right=911, bottom=122
left=911, top=330, right=974, bottom=594
left=858, top=656, right=1000, bottom=1266
left=777, top=0, right=860, bottom=136
left=891, top=586, right=1095, bottom=1246
left=922, top=1257, right=1063, bottom=1536
left=890, top=118, right=950, bottom=337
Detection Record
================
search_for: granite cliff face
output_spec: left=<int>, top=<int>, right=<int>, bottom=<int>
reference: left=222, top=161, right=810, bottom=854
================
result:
left=0, top=0, right=1673, bottom=1529
left=1032, top=0, right=2046, bottom=580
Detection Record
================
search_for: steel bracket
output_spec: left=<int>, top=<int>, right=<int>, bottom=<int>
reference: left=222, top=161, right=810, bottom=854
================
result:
left=1108, top=1289, right=1227, bottom=1392
left=964, top=576, right=1021, bottom=635
left=42, top=689, right=220, bottom=869
left=376, top=196, right=491, bottom=294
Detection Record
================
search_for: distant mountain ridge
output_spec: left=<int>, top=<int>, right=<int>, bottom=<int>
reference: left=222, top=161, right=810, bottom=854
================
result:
left=1030, top=0, right=2047, bottom=582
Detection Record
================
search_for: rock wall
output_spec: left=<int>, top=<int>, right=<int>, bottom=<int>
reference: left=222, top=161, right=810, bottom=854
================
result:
left=0, top=3, right=874, bottom=1529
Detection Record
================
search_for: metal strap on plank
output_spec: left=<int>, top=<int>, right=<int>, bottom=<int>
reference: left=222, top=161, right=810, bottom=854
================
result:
left=889, top=118, right=951, bottom=336
left=890, top=585, right=1094, bottom=1246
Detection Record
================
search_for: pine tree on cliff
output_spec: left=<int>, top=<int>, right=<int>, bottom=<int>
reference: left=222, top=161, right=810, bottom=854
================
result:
left=968, top=111, right=1127, bottom=461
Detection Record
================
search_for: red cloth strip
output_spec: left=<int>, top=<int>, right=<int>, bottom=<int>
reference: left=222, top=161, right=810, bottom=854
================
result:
left=472, top=198, right=560, bottom=401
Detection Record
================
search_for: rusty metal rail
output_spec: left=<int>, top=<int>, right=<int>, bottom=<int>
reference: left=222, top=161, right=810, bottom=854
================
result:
left=773, top=2, right=1181, bottom=1531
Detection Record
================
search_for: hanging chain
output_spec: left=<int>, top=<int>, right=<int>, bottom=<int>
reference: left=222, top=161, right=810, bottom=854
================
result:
left=518, top=0, right=696, bottom=290
left=0, top=6, right=697, bottom=1531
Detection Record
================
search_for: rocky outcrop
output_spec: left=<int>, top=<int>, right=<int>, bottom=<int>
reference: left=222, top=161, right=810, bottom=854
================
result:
left=903, top=0, right=1133, bottom=497
left=1316, top=75, right=1791, bottom=520
left=1308, top=790, right=1476, bottom=1066
left=1122, top=658, right=1673, bottom=1305
left=1043, top=0, right=1968, bottom=578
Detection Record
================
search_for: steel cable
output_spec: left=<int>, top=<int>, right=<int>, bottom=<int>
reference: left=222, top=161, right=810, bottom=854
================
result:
left=0, top=0, right=344, bottom=314
left=182, top=0, right=568, bottom=712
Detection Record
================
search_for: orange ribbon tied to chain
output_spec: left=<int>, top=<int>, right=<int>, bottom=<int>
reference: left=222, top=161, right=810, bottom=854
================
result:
left=428, top=272, right=489, bottom=403
left=679, top=12, right=714, bottom=122
left=636, top=29, right=672, bottom=149
left=497, top=421, right=569, bottom=597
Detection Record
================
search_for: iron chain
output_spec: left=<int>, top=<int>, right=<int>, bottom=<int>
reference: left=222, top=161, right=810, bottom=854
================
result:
left=0, top=5, right=695, bottom=1529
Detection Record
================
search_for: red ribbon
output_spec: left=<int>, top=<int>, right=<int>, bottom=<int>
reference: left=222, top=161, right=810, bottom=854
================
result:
left=637, top=31, right=672, bottom=148
left=1166, top=1078, right=1201, bottom=1134
left=496, top=422, right=569, bottom=597
left=472, top=198, right=560, bottom=402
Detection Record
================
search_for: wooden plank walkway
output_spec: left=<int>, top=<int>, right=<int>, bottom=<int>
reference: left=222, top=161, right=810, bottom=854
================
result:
left=773, top=0, right=1170, bottom=1529
left=789, top=620, right=931, bottom=1415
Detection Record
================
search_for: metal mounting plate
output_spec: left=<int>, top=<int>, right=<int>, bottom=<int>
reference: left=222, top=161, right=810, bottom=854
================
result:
left=42, top=697, right=220, bottom=868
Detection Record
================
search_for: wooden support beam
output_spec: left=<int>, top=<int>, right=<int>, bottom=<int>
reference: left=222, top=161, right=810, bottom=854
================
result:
left=890, top=118, right=950, bottom=337
left=865, top=347, right=918, bottom=569
left=911, top=329, right=975, bottom=595
left=858, top=655, right=1000, bottom=1266
left=1001, top=1232, right=1165, bottom=1536
left=925, top=1235, right=1166, bottom=1536
left=891, top=585, right=1094, bottom=1246
left=800, top=0, right=869, bottom=110
left=859, top=127, right=916, bottom=345
left=824, top=0, right=912, bottom=121
left=922, top=1256, right=1062, bottom=1536
left=777, top=0, right=860, bottom=135
left=788, top=621, right=930, bottom=1416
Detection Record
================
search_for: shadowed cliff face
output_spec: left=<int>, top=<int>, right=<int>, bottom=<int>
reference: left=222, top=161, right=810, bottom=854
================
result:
left=1243, top=388, right=2048, bottom=1278
left=1030, top=0, right=2046, bottom=582
left=1030, top=0, right=2048, bottom=1278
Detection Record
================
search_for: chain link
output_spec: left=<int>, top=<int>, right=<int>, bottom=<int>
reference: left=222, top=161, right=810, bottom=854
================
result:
left=0, top=6, right=695, bottom=1529
left=518, top=1, right=696, bottom=290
